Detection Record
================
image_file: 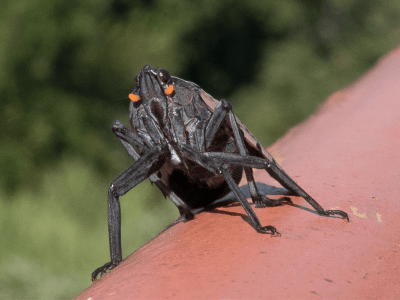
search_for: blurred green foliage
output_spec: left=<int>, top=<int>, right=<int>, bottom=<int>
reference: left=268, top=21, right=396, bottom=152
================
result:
left=0, top=0, right=399, bottom=298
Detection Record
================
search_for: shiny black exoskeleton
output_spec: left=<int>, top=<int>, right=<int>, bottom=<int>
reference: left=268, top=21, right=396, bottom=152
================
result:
left=91, top=65, right=349, bottom=281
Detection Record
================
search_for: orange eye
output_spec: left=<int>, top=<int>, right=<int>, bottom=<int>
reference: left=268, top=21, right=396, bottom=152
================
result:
left=129, top=93, right=140, bottom=102
left=165, top=85, right=174, bottom=96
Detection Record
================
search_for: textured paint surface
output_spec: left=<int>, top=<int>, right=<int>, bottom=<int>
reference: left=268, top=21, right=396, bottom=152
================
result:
left=75, top=48, right=400, bottom=299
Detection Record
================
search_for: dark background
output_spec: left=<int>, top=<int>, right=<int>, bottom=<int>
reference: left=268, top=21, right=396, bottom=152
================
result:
left=1, top=0, right=399, bottom=298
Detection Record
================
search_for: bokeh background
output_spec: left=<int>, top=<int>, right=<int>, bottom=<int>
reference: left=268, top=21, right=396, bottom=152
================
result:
left=1, top=0, right=399, bottom=298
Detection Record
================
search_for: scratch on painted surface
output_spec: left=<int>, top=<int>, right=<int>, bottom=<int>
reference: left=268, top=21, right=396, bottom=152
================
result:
left=376, top=213, right=382, bottom=222
left=350, top=206, right=367, bottom=219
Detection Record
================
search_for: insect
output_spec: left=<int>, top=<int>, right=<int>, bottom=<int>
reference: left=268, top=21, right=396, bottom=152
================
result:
left=91, top=65, right=349, bottom=281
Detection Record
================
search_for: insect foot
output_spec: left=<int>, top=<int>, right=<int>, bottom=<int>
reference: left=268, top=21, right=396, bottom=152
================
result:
left=322, top=210, right=350, bottom=222
left=91, top=261, right=119, bottom=281
left=256, top=225, right=281, bottom=237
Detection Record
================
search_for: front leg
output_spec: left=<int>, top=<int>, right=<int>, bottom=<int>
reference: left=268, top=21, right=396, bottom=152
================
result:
left=112, top=120, right=194, bottom=220
left=91, top=186, right=122, bottom=280
left=91, top=143, right=168, bottom=281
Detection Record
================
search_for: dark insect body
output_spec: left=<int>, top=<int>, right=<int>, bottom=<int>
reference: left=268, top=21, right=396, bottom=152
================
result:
left=91, top=65, right=349, bottom=281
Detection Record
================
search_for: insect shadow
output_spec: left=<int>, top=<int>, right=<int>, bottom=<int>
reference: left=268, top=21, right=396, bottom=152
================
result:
left=163, top=182, right=321, bottom=232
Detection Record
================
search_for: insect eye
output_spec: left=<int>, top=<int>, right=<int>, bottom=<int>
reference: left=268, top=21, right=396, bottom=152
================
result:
left=129, top=93, right=140, bottom=102
left=158, top=69, right=171, bottom=83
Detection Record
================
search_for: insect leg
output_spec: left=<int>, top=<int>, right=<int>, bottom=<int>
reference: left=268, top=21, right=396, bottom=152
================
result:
left=112, top=120, right=148, bottom=150
left=203, top=152, right=268, bottom=168
left=204, top=149, right=348, bottom=220
left=225, top=107, right=288, bottom=208
left=236, top=116, right=283, bottom=207
left=265, top=161, right=349, bottom=220
left=204, top=99, right=231, bottom=148
left=91, top=142, right=168, bottom=281
left=219, top=167, right=279, bottom=235
left=204, top=152, right=294, bottom=207
left=203, top=100, right=270, bottom=206
left=180, top=145, right=279, bottom=235
left=228, top=109, right=348, bottom=220
left=112, top=120, right=194, bottom=219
